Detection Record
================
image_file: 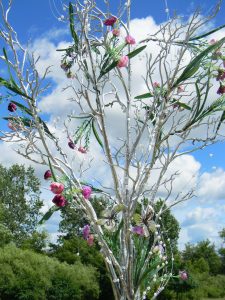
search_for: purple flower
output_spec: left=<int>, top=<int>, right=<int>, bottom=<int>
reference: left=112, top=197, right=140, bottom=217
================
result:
left=117, top=56, right=129, bottom=68
left=52, top=194, right=67, bottom=207
left=68, top=141, right=76, bottom=149
left=179, top=270, right=188, bottom=281
left=217, top=84, right=225, bottom=95
left=44, top=170, right=52, bottom=180
left=104, top=16, right=117, bottom=26
left=50, top=182, right=64, bottom=194
left=8, top=102, right=17, bottom=112
left=82, top=225, right=90, bottom=240
left=82, top=186, right=92, bottom=200
left=132, top=226, right=145, bottom=236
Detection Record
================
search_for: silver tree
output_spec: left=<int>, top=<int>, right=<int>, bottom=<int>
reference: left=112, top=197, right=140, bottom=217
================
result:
left=0, top=0, right=225, bottom=299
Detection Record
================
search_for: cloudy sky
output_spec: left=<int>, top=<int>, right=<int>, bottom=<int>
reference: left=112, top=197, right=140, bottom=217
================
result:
left=1, top=0, right=225, bottom=250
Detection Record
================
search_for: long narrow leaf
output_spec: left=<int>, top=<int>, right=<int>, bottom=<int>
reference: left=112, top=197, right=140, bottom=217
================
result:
left=135, top=92, right=153, bottom=99
left=69, top=2, right=79, bottom=48
left=0, top=77, right=33, bottom=100
left=190, top=24, right=225, bottom=41
left=216, top=111, right=225, bottom=133
left=92, top=120, right=104, bottom=149
left=127, top=45, right=147, bottom=59
left=38, top=206, right=60, bottom=225
left=173, top=37, right=225, bottom=87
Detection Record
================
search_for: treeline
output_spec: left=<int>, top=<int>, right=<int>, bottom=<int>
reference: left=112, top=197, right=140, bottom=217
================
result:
left=0, top=164, right=224, bottom=299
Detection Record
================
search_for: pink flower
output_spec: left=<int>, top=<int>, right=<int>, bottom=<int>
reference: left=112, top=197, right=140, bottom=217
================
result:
left=177, top=86, right=184, bottom=93
left=104, top=16, right=117, bottom=26
left=153, top=82, right=160, bottom=88
left=8, top=102, right=17, bottom=112
left=179, top=270, right=188, bottom=281
left=117, top=56, right=129, bottom=68
left=217, top=84, right=225, bottom=95
left=44, top=170, right=52, bottom=180
left=68, top=140, right=76, bottom=149
left=112, top=28, right=120, bottom=37
left=8, top=122, right=17, bottom=131
left=50, top=182, right=64, bottom=194
left=125, top=35, right=136, bottom=45
left=216, top=69, right=225, bottom=81
left=82, top=186, right=92, bottom=200
left=132, top=226, right=145, bottom=236
left=82, top=225, right=90, bottom=240
left=52, top=194, right=67, bottom=207
left=87, top=234, right=94, bottom=246
left=78, top=146, right=87, bottom=154
left=209, top=39, right=217, bottom=45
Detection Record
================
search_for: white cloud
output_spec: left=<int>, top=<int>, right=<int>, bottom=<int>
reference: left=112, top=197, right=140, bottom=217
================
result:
left=198, top=168, right=225, bottom=201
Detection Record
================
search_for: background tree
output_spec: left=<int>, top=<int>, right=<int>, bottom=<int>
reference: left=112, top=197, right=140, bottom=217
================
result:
left=218, top=228, right=225, bottom=274
left=0, top=164, right=47, bottom=248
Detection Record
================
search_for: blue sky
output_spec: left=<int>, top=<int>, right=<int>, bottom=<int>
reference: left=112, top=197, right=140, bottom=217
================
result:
left=1, top=0, right=225, bottom=249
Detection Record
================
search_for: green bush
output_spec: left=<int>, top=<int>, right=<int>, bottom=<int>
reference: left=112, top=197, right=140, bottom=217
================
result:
left=0, top=244, right=99, bottom=300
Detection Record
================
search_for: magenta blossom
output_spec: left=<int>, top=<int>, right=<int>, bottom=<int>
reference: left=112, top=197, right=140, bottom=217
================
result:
left=132, top=226, right=145, bottom=236
left=82, top=186, right=92, bottom=200
left=87, top=234, right=94, bottom=246
left=44, top=170, right=52, bottom=180
left=179, top=270, right=188, bottom=281
left=125, top=35, right=136, bottom=45
left=82, top=225, right=90, bottom=240
left=50, top=182, right=64, bottom=194
left=217, top=85, right=225, bottom=95
left=117, top=56, right=129, bottom=68
left=68, top=140, right=76, bottom=149
left=8, top=102, right=17, bottom=112
left=104, top=16, right=117, bottom=26
left=52, top=194, right=67, bottom=207
left=112, top=28, right=120, bottom=37
left=78, top=146, right=87, bottom=154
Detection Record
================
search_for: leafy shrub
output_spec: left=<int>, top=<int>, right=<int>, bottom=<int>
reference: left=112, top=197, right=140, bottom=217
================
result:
left=0, top=244, right=99, bottom=300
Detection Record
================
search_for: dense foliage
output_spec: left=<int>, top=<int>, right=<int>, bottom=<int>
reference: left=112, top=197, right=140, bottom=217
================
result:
left=0, top=244, right=99, bottom=300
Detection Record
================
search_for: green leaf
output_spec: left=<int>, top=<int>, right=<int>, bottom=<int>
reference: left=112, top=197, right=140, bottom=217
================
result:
left=127, top=45, right=147, bottom=59
left=69, top=2, right=79, bottom=49
left=38, top=206, right=60, bottom=225
left=216, top=111, right=225, bottom=133
left=11, top=100, right=33, bottom=116
left=92, top=120, right=104, bottom=149
left=0, top=77, right=33, bottom=101
left=173, top=37, right=225, bottom=87
left=175, top=102, right=191, bottom=110
left=3, top=116, right=34, bottom=128
left=48, top=158, right=57, bottom=182
left=98, top=60, right=118, bottom=79
left=133, top=213, right=142, bottom=225
left=134, top=92, right=153, bottom=99
left=190, top=24, right=225, bottom=41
